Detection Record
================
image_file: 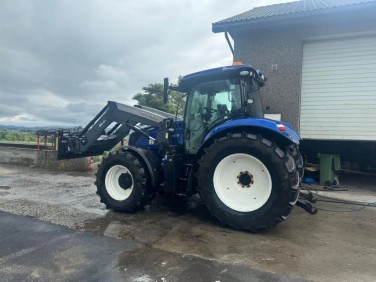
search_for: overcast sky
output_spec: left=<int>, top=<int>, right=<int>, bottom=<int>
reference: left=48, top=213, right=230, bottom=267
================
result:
left=0, top=0, right=293, bottom=127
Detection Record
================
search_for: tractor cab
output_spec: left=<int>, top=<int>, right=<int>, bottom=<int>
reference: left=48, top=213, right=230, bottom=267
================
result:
left=171, top=64, right=267, bottom=154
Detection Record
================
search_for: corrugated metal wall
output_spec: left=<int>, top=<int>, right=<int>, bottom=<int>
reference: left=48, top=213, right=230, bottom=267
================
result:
left=300, top=35, right=376, bottom=140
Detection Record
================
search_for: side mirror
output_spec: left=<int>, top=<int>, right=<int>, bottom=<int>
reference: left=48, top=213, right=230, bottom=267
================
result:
left=163, top=77, right=169, bottom=104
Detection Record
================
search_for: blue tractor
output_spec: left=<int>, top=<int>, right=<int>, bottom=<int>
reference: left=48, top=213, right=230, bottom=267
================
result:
left=57, top=64, right=312, bottom=232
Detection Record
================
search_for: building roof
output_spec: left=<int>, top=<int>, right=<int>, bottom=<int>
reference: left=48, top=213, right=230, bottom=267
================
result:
left=213, top=0, right=376, bottom=32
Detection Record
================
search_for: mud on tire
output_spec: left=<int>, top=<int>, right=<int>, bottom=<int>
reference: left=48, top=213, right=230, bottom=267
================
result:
left=198, top=132, right=300, bottom=232
left=95, top=150, right=153, bottom=212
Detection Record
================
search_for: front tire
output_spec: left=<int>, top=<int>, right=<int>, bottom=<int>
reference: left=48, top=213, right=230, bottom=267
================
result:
left=95, top=150, right=153, bottom=212
left=198, top=132, right=300, bottom=232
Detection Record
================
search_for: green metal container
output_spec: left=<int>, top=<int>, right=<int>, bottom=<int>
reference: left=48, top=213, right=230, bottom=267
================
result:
left=318, top=154, right=341, bottom=185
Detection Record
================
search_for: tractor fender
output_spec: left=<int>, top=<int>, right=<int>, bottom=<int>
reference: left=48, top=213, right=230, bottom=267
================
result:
left=120, top=146, right=161, bottom=187
left=199, top=118, right=301, bottom=154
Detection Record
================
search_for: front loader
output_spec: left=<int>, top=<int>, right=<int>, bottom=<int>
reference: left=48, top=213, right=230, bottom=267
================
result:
left=57, top=63, right=315, bottom=232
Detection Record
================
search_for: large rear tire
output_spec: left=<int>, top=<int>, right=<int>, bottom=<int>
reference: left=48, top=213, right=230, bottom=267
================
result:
left=198, top=132, right=300, bottom=232
left=288, top=144, right=304, bottom=184
left=95, top=150, right=153, bottom=212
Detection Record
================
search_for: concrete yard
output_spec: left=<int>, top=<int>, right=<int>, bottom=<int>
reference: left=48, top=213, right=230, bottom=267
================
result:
left=0, top=163, right=375, bottom=281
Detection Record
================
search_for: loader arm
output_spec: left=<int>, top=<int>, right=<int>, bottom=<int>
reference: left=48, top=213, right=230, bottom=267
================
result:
left=57, top=101, right=170, bottom=160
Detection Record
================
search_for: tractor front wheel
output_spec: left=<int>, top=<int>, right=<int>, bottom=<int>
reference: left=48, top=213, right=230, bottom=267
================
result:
left=198, top=132, right=300, bottom=232
left=95, top=150, right=153, bottom=212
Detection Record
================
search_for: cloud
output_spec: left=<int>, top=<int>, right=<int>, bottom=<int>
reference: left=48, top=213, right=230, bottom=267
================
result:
left=0, top=114, right=37, bottom=124
left=79, top=80, right=119, bottom=93
left=94, top=65, right=130, bottom=83
left=0, top=0, right=288, bottom=126
left=28, top=88, right=69, bottom=107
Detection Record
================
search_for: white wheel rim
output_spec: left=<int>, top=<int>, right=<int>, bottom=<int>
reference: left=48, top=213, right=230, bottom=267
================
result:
left=213, top=153, right=272, bottom=212
left=105, top=165, right=133, bottom=201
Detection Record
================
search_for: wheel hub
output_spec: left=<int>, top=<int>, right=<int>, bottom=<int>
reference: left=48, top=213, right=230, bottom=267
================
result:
left=237, top=171, right=254, bottom=188
left=213, top=153, right=272, bottom=212
left=119, top=173, right=132, bottom=190
left=105, top=165, right=134, bottom=201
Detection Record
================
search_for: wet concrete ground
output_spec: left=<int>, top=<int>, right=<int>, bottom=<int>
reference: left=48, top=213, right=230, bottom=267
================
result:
left=0, top=163, right=375, bottom=281
left=1, top=211, right=301, bottom=282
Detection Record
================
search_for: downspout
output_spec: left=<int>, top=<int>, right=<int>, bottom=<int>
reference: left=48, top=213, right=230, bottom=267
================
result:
left=225, top=32, right=234, bottom=55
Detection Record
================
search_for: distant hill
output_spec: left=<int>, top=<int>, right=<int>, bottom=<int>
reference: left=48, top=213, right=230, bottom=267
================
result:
left=0, top=124, right=80, bottom=132
left=0, top=125, right=28, bottom=131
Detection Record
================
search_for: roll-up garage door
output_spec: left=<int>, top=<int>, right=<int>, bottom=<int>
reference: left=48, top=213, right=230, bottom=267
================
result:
left=300, top=35, right=376, bottom=140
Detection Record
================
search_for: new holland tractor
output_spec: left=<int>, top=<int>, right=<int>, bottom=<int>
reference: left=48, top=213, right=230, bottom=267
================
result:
left=57, top=63, right=315, bottom=232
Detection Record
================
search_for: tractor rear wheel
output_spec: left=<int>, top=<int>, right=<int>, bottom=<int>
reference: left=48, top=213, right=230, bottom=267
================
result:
left=95, top=150, right=152, bottom=212
left=198, top=132, right=300, bottom=232
left=288, top=144, right=304, bottom=184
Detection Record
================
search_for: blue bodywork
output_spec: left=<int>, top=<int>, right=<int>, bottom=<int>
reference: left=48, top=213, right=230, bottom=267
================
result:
left=129, top=121, right=184, bottom=153
left=203, top=118, right=300, bottom=145
left=130, top=117, right=300, bottom=154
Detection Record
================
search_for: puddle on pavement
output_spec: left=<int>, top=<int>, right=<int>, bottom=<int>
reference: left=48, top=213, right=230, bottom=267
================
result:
left=81, top=194, right=215, bottom=244
left=116, top=247, right=225, bottom=282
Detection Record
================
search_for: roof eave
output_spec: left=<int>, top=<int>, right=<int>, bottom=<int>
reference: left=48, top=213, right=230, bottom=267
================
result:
left=212, top=2, right=376, bottom=33
left=212, top=13, right=303, bottom=33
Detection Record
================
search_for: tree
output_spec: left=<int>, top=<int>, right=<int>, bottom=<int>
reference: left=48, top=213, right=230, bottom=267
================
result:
left=132, top=82, right=186, bottom=115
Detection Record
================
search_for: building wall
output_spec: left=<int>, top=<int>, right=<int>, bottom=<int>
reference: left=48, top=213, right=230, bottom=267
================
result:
left=231, top=9, right=376, bottom=132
